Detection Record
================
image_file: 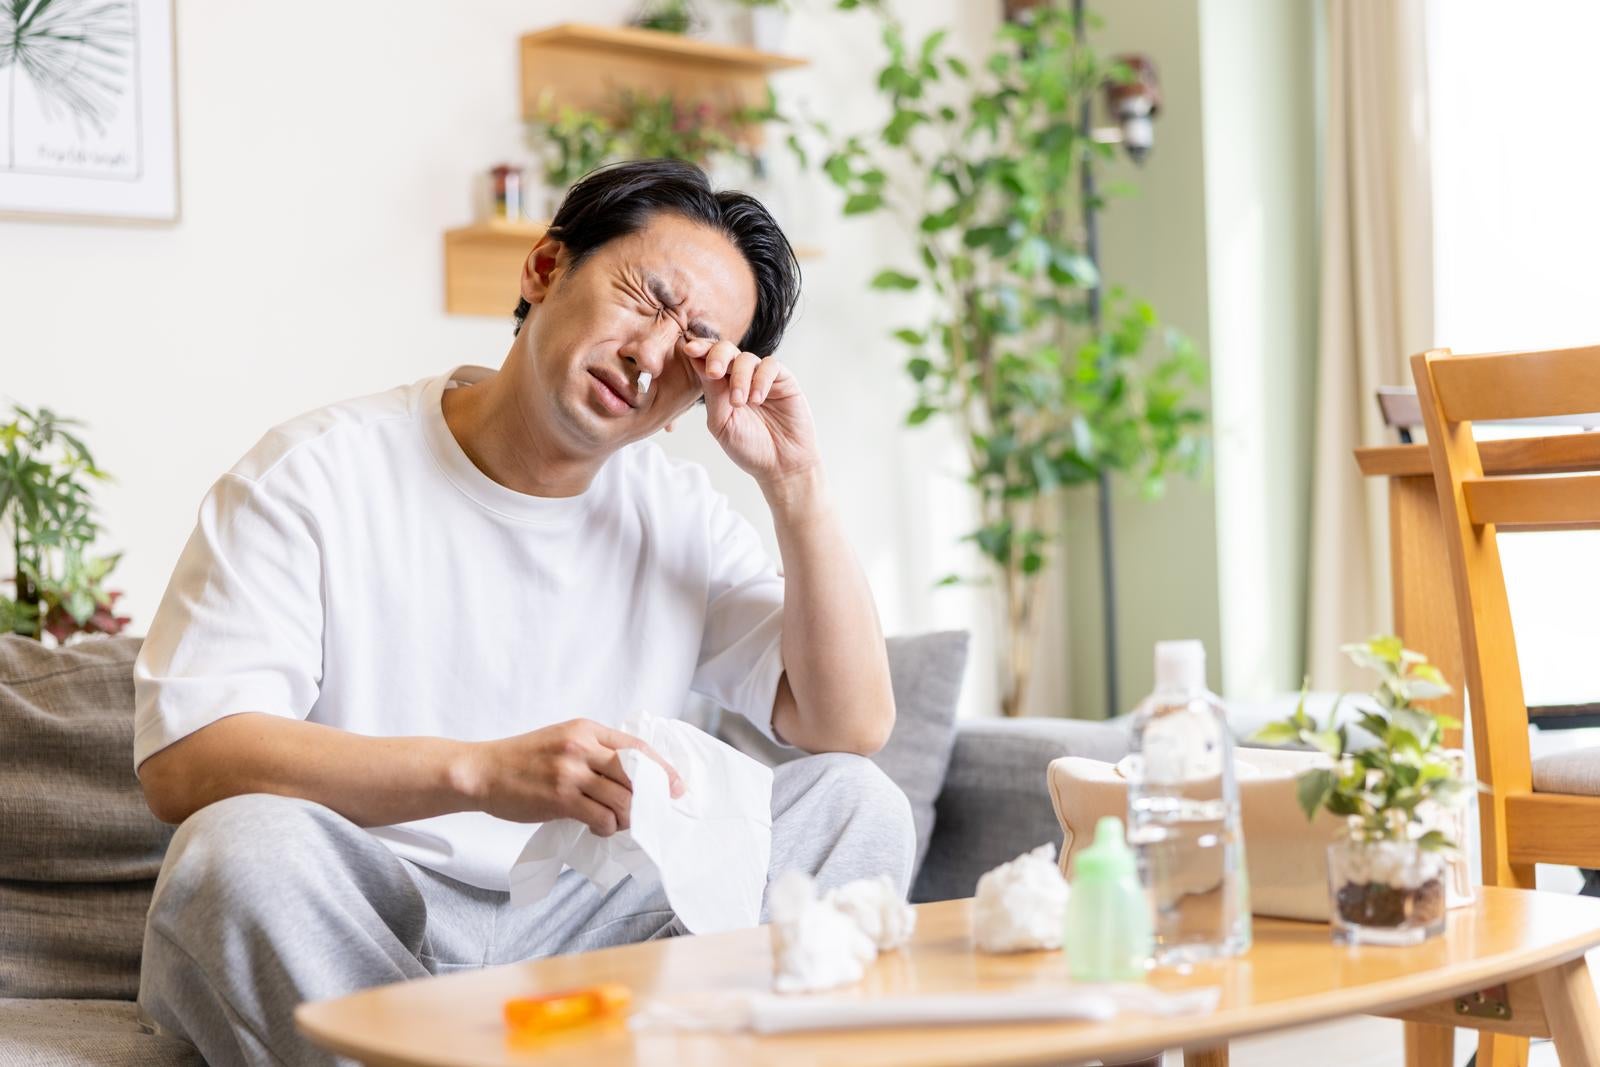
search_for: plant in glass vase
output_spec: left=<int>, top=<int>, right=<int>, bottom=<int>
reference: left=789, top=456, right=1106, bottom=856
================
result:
left=1255, top=635, right=1472, bottom=945
left=0, top=405, right=130, bottom=643
left=780, top=3, right=1208, bottom=716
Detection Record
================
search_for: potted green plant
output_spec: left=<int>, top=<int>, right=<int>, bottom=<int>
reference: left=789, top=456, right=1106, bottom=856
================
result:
left=527, top=89, right=761, bottom=213
left=630, top=0, right=700, bottom=34
left=1254, top=636, right=1471, bottom=946
left=780, top=3, right=1207, bottom=715
left=0, top=405, right=130, bottom=642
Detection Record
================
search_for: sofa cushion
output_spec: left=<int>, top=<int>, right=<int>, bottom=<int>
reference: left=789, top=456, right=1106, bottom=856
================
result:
left=0, top=880, right=154, bottom=1001
left=911, top=716, right=1129, bottom=904
left=716, top=630, right=970, bottom=876
left=0, top=635, right=171, bottom=1001
left=0, top=635, right=170, bottom=882
left=0, top=998, right=202, bottom=1067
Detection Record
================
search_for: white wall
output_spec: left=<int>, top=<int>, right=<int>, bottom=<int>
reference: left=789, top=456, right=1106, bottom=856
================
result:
left=1, top=1, right=1004, bottom=715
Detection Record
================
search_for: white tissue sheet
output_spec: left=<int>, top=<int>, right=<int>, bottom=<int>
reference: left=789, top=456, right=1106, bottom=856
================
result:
left=507, top=713, right=774, bottom=934
left=973, top=842, right=1071, bottom=953
left=823, top=875, right=917, bottom=950
left=769, top=871, right=879, bottom=994
left=631, top=986, right=1221, bottom=1034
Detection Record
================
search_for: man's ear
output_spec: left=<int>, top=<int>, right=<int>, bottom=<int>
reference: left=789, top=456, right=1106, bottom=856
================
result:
left=520, top=234, right=569, bottom=307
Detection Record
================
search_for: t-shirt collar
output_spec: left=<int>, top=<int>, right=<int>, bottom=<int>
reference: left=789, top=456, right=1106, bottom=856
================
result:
left=418, top=365, right=599, bottom=524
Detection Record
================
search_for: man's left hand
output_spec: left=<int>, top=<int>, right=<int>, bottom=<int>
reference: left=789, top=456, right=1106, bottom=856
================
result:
left=681, top=337, right=819, bottom=490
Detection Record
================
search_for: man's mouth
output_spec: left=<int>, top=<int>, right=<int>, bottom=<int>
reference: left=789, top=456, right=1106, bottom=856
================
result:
left=588, top=368, right=638, bottom=415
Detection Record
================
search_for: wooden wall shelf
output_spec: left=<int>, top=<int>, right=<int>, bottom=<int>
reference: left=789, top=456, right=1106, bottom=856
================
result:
left=445, top=218, right=821, bottom=319
left=443, top=221, right=547, bottom=317
left=520, top=23, right=806, bottom=117
left=445, top=23, right=811, bottom=318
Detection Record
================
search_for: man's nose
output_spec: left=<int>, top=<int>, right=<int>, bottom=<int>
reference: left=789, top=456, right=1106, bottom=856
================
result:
left=619, top=316, right=678, bottom=379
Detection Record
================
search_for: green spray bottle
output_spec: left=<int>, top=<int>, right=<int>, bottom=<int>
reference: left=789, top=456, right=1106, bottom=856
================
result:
left=1063, top=816, right=1153, bottom=982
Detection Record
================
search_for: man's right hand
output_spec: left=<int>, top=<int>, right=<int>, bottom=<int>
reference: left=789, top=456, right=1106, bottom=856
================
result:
left=461, top=719, right=686, bottom=837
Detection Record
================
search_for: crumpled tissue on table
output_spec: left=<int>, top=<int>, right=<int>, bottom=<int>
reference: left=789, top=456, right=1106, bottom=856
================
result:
left=766, top=871, right=918, bottom=994
left=507, top=713, right=774, bottom=935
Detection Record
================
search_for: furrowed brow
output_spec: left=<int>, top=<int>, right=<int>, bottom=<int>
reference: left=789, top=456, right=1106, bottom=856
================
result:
left=646, top=272, right=721, bottom=340
left=687, top=318, right=720, bottom=341
left=646, top=274, right=678, bottom=307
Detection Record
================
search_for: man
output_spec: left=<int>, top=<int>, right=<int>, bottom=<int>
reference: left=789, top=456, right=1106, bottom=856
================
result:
left=133, top=159, right=915, bottom=1067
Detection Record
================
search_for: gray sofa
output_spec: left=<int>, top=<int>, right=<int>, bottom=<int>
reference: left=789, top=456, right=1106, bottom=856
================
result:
left=0, top=633, right=1128, bottom=1066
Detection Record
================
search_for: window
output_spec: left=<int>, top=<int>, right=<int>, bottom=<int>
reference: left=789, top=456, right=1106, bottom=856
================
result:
left=1430, top=0, right=1600, bottom=709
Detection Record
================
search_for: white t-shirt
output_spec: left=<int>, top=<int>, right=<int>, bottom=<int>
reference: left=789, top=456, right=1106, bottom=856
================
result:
left=134, top=365, right=786, bottom=890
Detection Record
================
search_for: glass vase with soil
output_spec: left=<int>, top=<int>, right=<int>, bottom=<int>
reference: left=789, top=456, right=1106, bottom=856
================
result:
left=1254, top=635, right=1472, bottom=949
left=1327, top=819, right=1448, bottom=947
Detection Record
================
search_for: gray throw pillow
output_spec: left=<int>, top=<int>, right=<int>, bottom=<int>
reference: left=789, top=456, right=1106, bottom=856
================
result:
left=716, top=630, right=970, bottom=878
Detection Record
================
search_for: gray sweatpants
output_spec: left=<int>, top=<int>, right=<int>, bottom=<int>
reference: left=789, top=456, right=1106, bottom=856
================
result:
left=138, top=752, right=916, bottom=1067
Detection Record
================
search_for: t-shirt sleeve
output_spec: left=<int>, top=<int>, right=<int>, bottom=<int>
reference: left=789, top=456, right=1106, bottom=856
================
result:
left=689, top=491, right=788, bottom=745
left=133, top=471, right=324, bottom=773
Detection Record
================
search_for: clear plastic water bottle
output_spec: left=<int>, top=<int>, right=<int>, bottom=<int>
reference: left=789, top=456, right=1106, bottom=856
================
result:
left=1124, top=640, right=1251, bottom=965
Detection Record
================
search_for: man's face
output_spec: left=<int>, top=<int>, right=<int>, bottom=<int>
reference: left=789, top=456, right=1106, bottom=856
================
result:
left=516, top=212, right=759, bottom=454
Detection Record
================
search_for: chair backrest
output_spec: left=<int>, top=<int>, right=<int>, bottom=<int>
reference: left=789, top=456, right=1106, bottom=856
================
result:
left=1411, top=345, right=1600, bottom=884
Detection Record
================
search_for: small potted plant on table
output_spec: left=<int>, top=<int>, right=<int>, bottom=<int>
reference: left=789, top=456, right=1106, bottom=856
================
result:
left=1255, top=636, right=1472, bottom=946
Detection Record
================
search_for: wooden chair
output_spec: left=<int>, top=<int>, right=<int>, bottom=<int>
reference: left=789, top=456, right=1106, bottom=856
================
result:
left=1412, top=344, right=1600, bottom=1067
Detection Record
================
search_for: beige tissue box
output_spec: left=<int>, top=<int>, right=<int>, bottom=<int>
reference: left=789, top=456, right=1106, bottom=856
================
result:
left=1047, top=748, right=1463, bottom=923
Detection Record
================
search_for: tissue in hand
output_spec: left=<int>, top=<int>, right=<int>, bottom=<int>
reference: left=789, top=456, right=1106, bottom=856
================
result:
left=508, top=713, right=774, bottom=935
left=973, top=842, right=1071, bottom=952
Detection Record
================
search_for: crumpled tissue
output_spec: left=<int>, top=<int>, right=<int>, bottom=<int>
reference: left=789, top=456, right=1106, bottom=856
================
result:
left=973, top=842, right=1071, bottom=952
left=768, top=870, right=879, bottom=994
left=507, top=713, right=773, bottom=935
left=823, top=874, right=917, bottom=951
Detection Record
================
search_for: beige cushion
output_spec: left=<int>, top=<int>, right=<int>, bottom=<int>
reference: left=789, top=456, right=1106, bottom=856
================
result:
left=0, top=998, right=201, bottom=1067
left=1533, top=747, right=1600, bottom=795
left=1048, top=749, right=1347, bottom=922
left=0, top=635, right=173, bottom=1000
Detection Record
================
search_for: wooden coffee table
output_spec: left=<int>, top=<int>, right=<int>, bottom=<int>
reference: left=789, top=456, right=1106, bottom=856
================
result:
left=297, top=886, right=1600, bottom=1066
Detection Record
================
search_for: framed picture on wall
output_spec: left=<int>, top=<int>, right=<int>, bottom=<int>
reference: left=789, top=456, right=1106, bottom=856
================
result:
left=0, top=0, right=179, bottom=224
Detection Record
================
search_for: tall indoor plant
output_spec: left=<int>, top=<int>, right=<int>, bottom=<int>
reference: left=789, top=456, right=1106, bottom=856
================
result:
left=792, top=3, right=1207, bottom=715
left=0, top=405, right=129, bottom=641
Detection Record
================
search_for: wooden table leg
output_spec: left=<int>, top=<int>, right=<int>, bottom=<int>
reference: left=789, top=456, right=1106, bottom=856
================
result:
left=1535, top=956, right=1600, bottom=1063
left=1474, top=1033, right=1528, bottom=1067
left=1404, top=1020, right=1454, bottom=1066
left=1184, top=1047, right=1228, bottom=1066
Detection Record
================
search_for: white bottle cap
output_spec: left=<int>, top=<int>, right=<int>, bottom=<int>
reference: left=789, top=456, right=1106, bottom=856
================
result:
left=1153, top=640, right=1206, bottom=694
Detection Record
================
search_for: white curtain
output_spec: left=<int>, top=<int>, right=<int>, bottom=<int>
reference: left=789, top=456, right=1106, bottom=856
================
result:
left=1305, top=0, right=1436, bottom=690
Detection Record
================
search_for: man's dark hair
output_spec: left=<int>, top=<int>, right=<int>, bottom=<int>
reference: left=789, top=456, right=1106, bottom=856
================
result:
left=512, top=159, right=801, bottom=357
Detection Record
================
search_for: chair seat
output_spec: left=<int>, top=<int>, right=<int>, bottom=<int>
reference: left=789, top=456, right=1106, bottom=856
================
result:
left=1533, top=747, right=1600, bottom=795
